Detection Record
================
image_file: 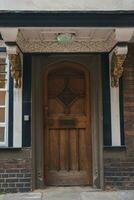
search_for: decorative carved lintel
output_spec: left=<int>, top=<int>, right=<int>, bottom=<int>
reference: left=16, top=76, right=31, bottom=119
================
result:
left=8, top=53, right=22, bottom=88
left=111, top=45, right=128, bottom=87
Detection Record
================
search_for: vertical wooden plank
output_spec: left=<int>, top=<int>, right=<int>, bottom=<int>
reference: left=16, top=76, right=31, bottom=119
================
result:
left=47, top=128, right=50, bottom=171
left=77, top=129, right=80, bottom=171
left=49, top=129, right=59, bottom=170
left=67, top=128, right=70, bottom=171
left=70, top=129, right=78, bottom=170
left=59, top=129, right=67, bottom=170
left=58, top=129, right=60, bottom=171
left=79, top=129, right=87, bottom=170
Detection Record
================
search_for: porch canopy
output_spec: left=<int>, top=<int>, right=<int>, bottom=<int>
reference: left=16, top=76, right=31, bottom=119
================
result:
left=0, top=9, right=134, bottom=53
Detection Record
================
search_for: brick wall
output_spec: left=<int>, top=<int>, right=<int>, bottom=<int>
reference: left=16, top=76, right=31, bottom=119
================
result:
left=0, top=149, right=32, bottom=193
left=104, top=43, right=134, bottom=190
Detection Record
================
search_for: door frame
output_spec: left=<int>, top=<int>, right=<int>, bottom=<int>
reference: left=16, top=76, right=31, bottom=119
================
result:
left=31, top=54, right=103, bottom=190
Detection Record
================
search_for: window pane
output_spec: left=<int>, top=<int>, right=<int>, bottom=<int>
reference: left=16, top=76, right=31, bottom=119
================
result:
left=0, top=127, right=5, bottom=142
left=0, top=108, right=5, bottom=122
left=0, top=91, right=6, bottom=105
left=0, top=61, right=6, bottom=89
left=0, top=74, right=6, bottom=88
left=0, top=64, right=6, bottom=73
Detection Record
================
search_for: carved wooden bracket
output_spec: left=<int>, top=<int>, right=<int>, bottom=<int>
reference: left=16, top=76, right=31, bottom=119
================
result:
left=111, top=45, right=128, bottom=87
left=8, top=53, right=22, bottom=88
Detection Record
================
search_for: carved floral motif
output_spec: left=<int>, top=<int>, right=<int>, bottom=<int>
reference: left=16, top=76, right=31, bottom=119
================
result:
left=111, top=52, right=127, bottom=87
left=8, top=54, right=22, bottom=88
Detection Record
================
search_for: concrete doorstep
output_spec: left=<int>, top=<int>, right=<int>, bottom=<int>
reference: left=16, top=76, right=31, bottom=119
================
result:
left=1, top=187, right=134, bottom=200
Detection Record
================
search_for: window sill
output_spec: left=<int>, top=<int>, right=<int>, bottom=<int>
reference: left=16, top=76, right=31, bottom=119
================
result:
left=0, top=147, right=22, bottom=150
left=104, top=145, right=126, bottom=150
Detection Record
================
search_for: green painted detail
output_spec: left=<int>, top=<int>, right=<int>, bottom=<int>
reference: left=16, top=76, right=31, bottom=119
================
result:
left=57, top=33, right=75, bottom=44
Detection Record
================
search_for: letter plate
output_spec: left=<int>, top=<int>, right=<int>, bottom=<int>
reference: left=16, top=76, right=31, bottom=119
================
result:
left=59, top=119, right=75, bottom=126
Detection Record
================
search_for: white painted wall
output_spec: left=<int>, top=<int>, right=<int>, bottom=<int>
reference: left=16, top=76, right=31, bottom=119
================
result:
left=13, top=87, right=22, bottom=147
left=0, top=0, right=134, bottom=11
left=110, top=86, right=121, bottom=146
left=13, top=52, right=23, bottom=148
left=109, top=52, right=121, bottom=146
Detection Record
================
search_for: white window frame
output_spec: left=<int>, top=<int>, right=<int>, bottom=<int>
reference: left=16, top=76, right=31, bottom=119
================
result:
left=0, top=56, right=9, bottom=147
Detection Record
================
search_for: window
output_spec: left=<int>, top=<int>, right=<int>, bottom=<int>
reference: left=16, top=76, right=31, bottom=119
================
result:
left=0, top=57, right=9, bottom=146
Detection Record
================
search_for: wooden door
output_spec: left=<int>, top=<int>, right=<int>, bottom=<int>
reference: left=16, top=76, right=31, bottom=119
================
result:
left=44, top=61, right=92, bottom=186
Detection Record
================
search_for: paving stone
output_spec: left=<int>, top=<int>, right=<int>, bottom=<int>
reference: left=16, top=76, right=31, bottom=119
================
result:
left=0, top=195, right=4, bottom=200
left=43, top=192, right=81, bottom=200
left=1, top=189, right=134, bottom=200
left=81, top=191, right=134, bottom=200
left=117, top=191, right=134, bottom=200
left=3, top=192, right=42, bottom=200
left=81, top=192, right=120, bottom=200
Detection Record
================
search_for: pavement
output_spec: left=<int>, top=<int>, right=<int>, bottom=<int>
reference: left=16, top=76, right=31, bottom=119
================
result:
left=0, top=187, right=134, bottom=200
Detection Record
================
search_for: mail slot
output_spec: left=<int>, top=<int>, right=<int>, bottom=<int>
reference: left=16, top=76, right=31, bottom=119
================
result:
left=59, top=119, right=76, bottom=126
